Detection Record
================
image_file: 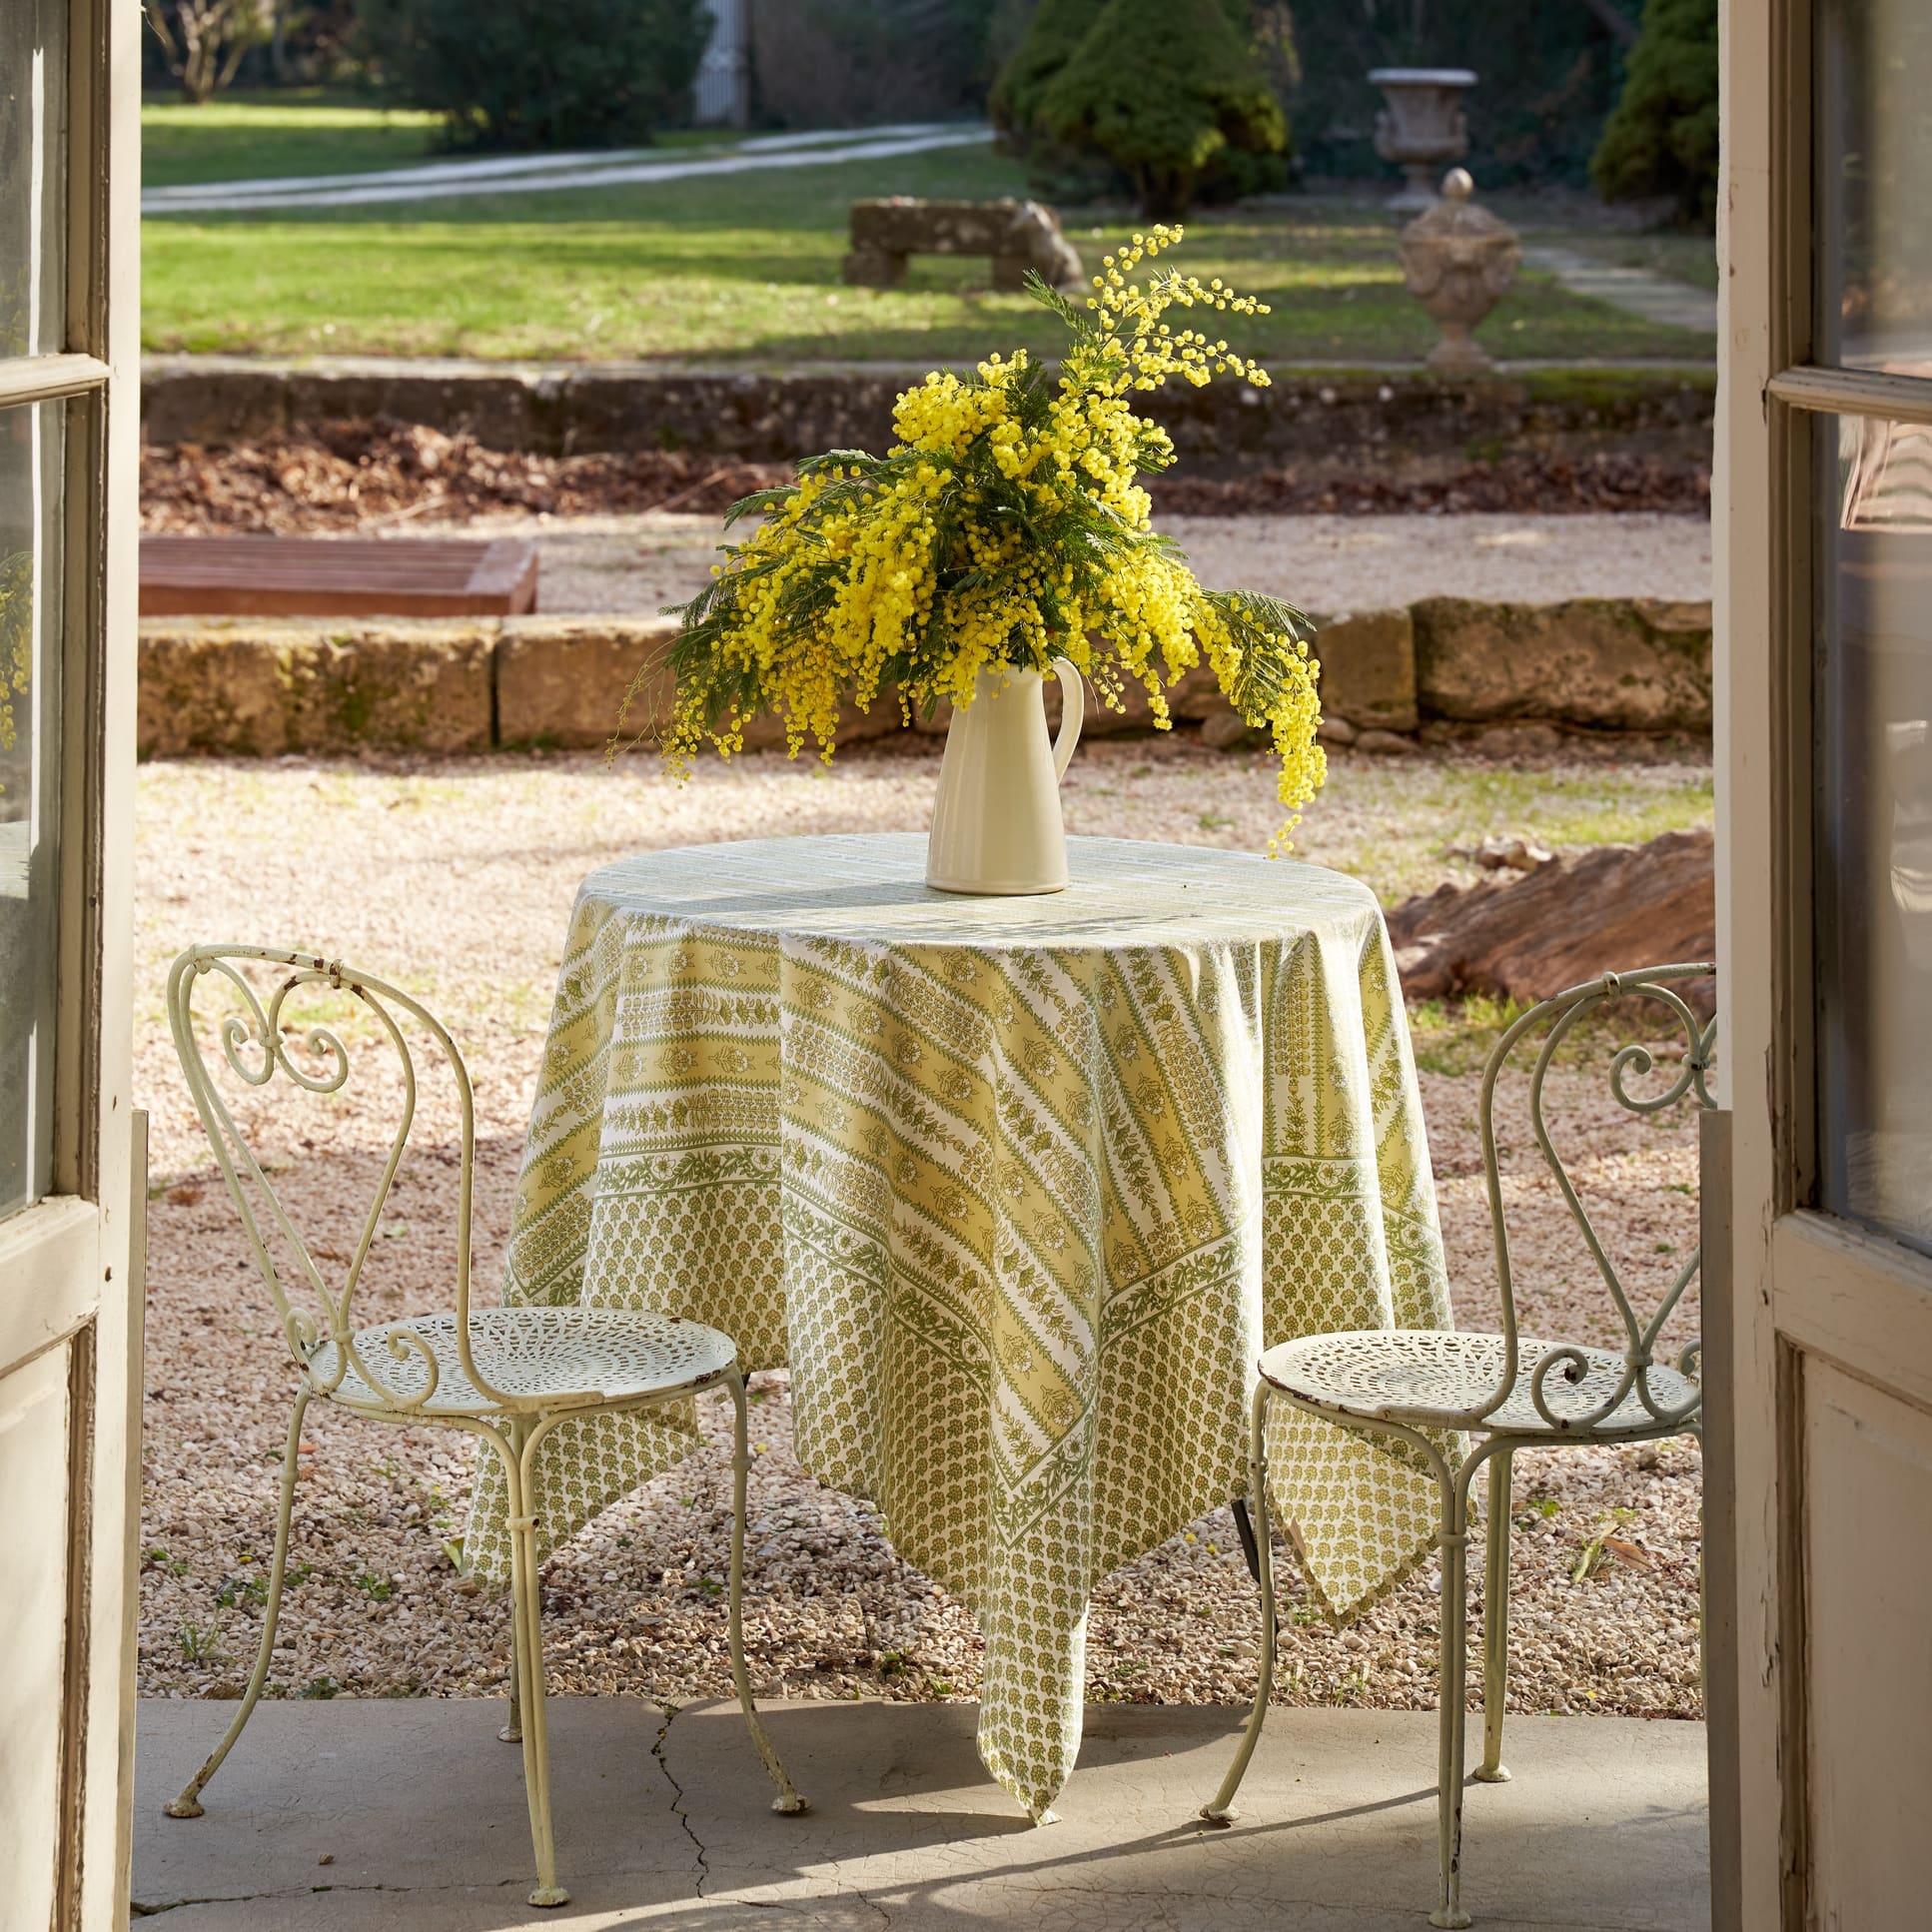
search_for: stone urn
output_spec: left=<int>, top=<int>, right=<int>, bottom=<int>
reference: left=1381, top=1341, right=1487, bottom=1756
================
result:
left=1369, top=67, right=1476, bottom=212
left=1398, top=169, right=1520, bottom=375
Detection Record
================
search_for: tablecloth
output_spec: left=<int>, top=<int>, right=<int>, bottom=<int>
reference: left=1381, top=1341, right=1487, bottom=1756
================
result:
left=467, top=833, right=1454, bottom=1817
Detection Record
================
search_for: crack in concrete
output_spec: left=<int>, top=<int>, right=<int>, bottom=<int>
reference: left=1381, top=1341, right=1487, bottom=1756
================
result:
left=845, top=1882, right=892, bottom=1927
left=819, top=1855, right=893, bottom=1928
left=649, top=1700, right=712, bottom=1896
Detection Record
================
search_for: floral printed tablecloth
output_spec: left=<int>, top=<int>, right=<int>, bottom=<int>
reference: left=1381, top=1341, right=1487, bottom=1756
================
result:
left=468, top=833, right=1454, bottom=1818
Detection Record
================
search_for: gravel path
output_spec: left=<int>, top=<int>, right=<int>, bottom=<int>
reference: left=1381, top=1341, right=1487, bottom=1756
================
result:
left=500, top=509, right=1712, bottom=619
left=136, top=743, right=1707, bottom=1735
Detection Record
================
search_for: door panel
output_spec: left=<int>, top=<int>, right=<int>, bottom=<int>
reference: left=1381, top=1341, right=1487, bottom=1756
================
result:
left=0, top=1345, right=75, bottom=1932
left=1800, top=1359, right=1932, bottom=1931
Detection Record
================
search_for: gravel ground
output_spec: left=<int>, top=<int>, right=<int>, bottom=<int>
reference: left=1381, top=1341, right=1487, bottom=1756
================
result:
left=471, top=508, right=1712, bottom=618
left=137, top=740, right=1708, bottom=1733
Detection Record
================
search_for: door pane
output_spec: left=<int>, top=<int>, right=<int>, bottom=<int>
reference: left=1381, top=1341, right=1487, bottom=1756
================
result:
left=1816, top=412, right=1932, bottom=1255
left=0, top=402, right=63, bottom=1220
left=0, top=0, right=66, bottom=360
left=1817, top=0, right=1932, bottom=373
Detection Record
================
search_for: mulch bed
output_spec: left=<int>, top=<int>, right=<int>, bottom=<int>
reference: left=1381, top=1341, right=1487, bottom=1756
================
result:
left=139, top=418, right=1711, bottom=534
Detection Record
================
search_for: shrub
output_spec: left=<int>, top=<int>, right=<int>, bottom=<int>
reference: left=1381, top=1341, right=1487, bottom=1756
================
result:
left=1038, top=0, right=1286, bottom=218
left=1591, top=0, right=1719, bottom=225
left=358, top=0, right=711, bottom=151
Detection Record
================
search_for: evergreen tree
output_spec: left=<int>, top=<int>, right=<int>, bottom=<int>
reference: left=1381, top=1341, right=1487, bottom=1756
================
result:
left=1039, top=0, right=1286, bottom=217
left=989, top=0, right=1106, bottom=146
left=1590, top=0, right=1719, bottom=225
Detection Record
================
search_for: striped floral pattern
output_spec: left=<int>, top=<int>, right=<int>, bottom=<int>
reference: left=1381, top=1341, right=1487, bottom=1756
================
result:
left=467, top=834, right=1453, bottom=1817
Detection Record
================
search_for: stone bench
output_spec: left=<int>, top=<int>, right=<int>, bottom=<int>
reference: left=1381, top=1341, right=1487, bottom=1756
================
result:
left=841, top=197, right=1084, bottom=293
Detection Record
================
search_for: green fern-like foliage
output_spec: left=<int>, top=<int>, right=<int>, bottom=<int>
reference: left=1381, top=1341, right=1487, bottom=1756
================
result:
left=1590, top=0, right=1718, bottom=226
left=1039, top=0, right=1286, bottom=218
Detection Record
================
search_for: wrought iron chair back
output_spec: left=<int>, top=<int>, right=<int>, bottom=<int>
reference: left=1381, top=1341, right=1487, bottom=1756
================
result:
left=1472, top=960, right=1716, bottom=1433
left=166, top=942, right=514, bottom=1414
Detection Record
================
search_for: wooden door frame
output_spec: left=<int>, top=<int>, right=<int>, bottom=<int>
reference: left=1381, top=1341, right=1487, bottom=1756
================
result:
left=1717, top=0, right=1932, bottom=1924
left=70, top=0, right=144, bottom=1914
left=0, top=0, right=144, bottom=1923
left=1713, top=0, right=1799, bottom=1923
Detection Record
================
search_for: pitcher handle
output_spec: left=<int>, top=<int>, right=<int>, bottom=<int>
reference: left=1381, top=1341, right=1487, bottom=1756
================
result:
left=1050, top=658, right=1083, bottom=781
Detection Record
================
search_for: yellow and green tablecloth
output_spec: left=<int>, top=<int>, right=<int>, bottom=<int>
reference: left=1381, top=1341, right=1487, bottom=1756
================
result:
left=468, top=833, right=1454, bottom=1818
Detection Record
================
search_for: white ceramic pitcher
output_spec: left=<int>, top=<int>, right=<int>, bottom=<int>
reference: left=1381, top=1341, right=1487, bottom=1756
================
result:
left=926, top=659, right=1084, bottom=895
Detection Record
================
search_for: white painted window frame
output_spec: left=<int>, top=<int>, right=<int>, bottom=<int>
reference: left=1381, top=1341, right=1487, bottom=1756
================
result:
left=0, top=0, right=144, bottom=1923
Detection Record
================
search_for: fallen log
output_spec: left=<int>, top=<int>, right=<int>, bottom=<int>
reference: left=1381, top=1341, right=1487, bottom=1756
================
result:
left=1388, top=827, right=1715, bottom=1014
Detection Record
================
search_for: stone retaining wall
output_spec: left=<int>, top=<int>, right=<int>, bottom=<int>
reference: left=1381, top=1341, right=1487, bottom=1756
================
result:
left=136, top=597, right=1712, bottom=759
left=141, top=355, right=1714, bottom=481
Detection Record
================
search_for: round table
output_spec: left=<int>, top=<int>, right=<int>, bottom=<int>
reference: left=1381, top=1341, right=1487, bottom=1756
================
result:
left=468, top=833, right=1453, bottom=1818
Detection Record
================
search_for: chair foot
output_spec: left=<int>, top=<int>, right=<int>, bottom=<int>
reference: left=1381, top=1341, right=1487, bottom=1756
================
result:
left=162, top=1795, right=205, bottom=1820
left=1430, top=1910, right=1472, bottom=1930
left=771, top=1793, right=810, bottom=1815
left=1472, top=1763, right=1511, bottom=1784
left=527, top=1884, right=571, bottom=1908
left=1198, top=1803, right=1237, bottom=1827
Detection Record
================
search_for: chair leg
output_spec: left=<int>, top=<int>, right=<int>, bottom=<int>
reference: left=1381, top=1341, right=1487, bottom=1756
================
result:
left=165, top=1391, right=312, bottom=1819
left=500, top=1422, right=568, bottom=1909
left=1475, top=1448, right=1512, bottom=1784
left=726, top=1373, right=807, bottom=1814
left=499, top=1612, right=521, bottom=1744
left=1431, top=1456, right=1475, bottom=1930
left=1202, top=1381, right=1278, bottom=1824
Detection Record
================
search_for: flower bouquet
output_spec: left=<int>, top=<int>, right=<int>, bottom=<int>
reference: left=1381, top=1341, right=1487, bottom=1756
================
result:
left=624, top=225, right=1325, bottom=858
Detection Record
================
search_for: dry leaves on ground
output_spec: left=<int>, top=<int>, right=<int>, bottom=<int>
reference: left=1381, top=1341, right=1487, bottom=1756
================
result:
left=138, top=420, right=1710, bottom=535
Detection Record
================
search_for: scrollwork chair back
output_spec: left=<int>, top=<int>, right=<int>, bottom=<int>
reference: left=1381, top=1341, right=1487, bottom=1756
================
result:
left=166, top=943, right=514, bottom=1414
left=1473, top=961, right=1717, bottom=1434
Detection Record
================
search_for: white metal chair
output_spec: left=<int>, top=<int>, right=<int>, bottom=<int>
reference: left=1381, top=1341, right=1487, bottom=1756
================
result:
left=160, top=944, right=805, bottom=1908
left=1202, top=963, right=1715, bottom=1928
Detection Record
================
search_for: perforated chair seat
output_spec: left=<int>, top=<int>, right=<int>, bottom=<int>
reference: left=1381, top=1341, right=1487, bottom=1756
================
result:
left=309, top=1307, right=739, bottom=1417
left=1259, top=1328, right=1700, bottom=1437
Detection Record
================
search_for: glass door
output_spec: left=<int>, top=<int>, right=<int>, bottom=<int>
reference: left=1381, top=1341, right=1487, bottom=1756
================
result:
left=0, top=1, right=143, bottom=1928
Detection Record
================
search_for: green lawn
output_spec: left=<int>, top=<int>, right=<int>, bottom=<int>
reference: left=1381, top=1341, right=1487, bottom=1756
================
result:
left=143, top=92, right=444, bottom=188
left=141, top=99, right=1717, bottom=366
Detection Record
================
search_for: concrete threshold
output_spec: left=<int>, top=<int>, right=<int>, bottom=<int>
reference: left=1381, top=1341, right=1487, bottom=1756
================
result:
left=134, top=1696, right=1709, bottom=1931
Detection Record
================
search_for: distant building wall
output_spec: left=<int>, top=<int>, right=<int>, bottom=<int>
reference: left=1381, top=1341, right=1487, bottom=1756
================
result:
left=693, top=0, right=750, bottom=127
left=745, top=0, right=990, bottom=128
